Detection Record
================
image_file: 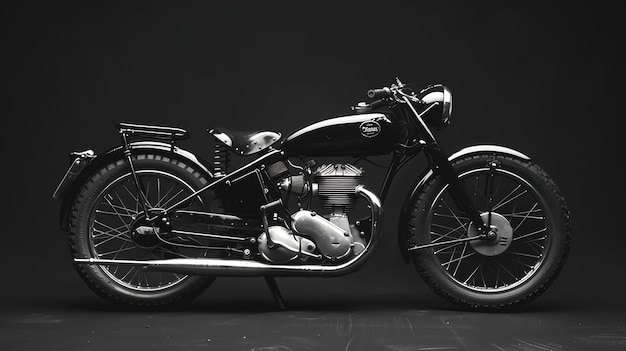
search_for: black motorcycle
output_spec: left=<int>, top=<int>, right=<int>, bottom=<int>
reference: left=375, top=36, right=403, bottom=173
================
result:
left=53, top=78, right=571, bottom=310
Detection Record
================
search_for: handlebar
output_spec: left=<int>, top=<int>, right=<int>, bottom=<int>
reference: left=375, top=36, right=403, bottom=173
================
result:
left=367, top=87, right=392, bottom=99
left=368, top=99, right=387, bottom=109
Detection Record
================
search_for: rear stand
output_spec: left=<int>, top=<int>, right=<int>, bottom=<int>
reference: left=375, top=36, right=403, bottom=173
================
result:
left=264, top=276, right=286, bottom=310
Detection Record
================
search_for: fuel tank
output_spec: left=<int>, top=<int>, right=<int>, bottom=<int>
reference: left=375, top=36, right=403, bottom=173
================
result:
left=281, top=113, right=400, bottom=157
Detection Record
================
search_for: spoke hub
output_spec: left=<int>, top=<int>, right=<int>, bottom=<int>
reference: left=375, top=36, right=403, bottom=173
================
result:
left=130, top=209, right=169, bottom=250
left=468, top=212, right=513, bottom=256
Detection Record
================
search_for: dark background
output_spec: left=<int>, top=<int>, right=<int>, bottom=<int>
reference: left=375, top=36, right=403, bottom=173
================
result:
left=1, top=1, right=625, bottom=349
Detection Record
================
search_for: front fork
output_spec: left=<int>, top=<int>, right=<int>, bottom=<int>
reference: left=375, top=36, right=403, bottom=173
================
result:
left=402, top=96, right=490, bottom=240
left=425, top=143, right=490, bottom=238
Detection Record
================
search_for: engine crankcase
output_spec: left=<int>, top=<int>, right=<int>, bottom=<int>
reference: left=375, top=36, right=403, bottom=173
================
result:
left=258, top=226, right=317, bottom=263
left=291, top=210, right=353, bottom=260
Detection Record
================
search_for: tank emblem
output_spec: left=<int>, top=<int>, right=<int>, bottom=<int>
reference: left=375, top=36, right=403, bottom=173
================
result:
left=359, top=121, right=381, bottom=138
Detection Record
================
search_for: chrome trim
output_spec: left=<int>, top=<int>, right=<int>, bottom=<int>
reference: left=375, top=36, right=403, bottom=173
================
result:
left=240, top=131, right=281, bottom=155
left=421, top=91, right=444, bottom=104
left=285, top=113, right=388, bottom=141
left=257, top=226, right=319, bottom=263
left=443, top=86, right=452, bottom=120
left=52, top=150, right=96, bottom=200
left=448, top=145, right=530, bottom=161
left=118, top=122, right=189, bottom=140
left=209, top=129, right=281, bottom=156
left=211, top=132, right=232, bottom=147
left=75, top=185, right=383, bottom=277
left=414, top=145, right=531, bottom=198
left=291, top=210, right=352, bottom=260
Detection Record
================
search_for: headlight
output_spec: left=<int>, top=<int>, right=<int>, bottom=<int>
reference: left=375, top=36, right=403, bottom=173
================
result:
left=418, top=85, right=452, bottom=130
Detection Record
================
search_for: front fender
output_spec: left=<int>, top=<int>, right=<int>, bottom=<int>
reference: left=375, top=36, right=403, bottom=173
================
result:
left=56, top=141, right=213, bottom=231
left=397, top=144, right=531, bottom=263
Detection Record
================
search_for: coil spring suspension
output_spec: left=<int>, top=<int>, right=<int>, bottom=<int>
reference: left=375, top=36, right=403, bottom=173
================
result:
left=212, top=143, right=230, bottom=177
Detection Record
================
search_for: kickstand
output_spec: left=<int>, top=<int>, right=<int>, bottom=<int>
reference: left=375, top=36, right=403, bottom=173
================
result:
left=264, top=276, right=286, bottom=310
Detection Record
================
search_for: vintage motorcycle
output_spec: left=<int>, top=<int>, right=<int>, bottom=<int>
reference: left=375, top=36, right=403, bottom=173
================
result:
left=53, top=78, right=571, bottom=310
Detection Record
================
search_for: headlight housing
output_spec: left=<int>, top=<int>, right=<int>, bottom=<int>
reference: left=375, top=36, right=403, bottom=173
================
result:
left=418, top=84, right=452, bottom=130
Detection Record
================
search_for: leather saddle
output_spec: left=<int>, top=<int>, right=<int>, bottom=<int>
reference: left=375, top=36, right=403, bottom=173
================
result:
left=208, top=128, right=281, bottom=156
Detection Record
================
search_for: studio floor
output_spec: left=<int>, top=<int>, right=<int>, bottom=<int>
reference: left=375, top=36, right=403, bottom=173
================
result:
left=2, top=274, right=624, bottom=351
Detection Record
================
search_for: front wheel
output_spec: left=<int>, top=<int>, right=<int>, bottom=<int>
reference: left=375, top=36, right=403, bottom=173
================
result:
left=408, top=154, right=572, bottom=310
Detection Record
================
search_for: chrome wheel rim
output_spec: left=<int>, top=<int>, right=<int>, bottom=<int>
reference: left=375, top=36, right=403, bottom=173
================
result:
left=428, top=168, right=551, bottom=293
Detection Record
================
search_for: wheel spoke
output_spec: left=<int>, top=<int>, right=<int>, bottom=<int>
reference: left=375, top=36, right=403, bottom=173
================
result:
left=492, top=185, right=527, bottom=211
left=513, top=227, right=547, bottom=242
left=154, top=179, right=183, bottom=207
left=434, top=240, right=467, bottom=254
left=504, top=251, right=541, bottom=259
left=158, top=188, right=187, bottom=208
left=440, top=251, right=476, bottom=268
left=112, top=240, right=131, bottom=260
left=142, top=270, right=150, bottom=288
left=94, top=231, right=134, bottom=247
left=97, top=244, right=138, bottom=258
left=123, top=265, right=140, bottom=284
left=479, top=269, right=487, bottom=288
left=494, top=260, right=519, bottom=280
left=103, top=196, right=133, bottom=229
left=88, top=169, right=217, bottom=292
left=469, top=175, right=490, bottom=205
left=452, top=242, right=469, bottom=276
left=95, top=209, right=136, bottom=217
left=433, top=213, right=469, bottom=221
left=512, top=202, right=539, bottom=233
left=440, top=198, right=469, bottom=231
left=495, top=266, right=503, bottom=288
left=93, top=221, right=131, bottom=239
left=464, top=264, right=482, bottom=285
left=112, top=190, right=136, bottom=217
left=144, top=180, right=152, bottom=207
left=430, top=222, right=466, bottom=243
left=120, top=182, right=142, bottom=214
left=499, top=208, right=544, bottom=219
left=427, top=167, right=552, bottom=292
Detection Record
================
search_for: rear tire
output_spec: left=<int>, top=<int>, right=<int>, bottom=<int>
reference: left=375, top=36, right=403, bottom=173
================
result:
left=69, top=154, right=220, bottom=307
left=408, top=154, right=572, bottom=310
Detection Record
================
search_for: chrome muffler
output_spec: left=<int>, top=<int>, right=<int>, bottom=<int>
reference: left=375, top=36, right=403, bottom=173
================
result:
left=75, top=185, right=382, bottom=277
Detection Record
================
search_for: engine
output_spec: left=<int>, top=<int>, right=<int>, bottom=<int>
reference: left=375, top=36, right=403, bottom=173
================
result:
left=259, top=162, right=367, bottom=263
left=313, top=163, right=362, bottom=214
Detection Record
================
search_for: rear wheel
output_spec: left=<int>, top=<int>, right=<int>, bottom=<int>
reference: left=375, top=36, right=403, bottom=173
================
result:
left=69, top=154, right=220, bottom=306
left=408, top=154, right=571, bottom=310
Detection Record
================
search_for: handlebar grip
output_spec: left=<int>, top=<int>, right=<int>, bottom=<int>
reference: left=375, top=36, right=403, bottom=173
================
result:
left=367, top=87, right=392, bottom=98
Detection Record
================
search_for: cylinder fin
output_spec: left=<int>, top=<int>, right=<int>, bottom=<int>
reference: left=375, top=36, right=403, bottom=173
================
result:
left=314, top=164, right=363, bottom=213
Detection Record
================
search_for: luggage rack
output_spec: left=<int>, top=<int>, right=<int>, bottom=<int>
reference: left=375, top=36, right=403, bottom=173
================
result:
left=117, top=122, right=190, bottom=142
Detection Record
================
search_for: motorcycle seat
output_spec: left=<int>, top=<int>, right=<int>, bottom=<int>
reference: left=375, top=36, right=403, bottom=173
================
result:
left=207, top=128, right=281, bottom=156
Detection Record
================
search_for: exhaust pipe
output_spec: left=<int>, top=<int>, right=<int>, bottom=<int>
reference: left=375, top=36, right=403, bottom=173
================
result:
left=75, top=185, right=382, bottom=277
left=76, top=256, right=362, bottom=277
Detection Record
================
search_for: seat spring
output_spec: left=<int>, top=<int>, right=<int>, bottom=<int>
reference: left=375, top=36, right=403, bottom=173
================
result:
left=213, top=143, right=230, bottom=177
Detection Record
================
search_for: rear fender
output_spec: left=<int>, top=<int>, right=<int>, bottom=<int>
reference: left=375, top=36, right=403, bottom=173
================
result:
left=397, top=145, right=531, bottom=263
left=56, top=141, right=213, bottom=231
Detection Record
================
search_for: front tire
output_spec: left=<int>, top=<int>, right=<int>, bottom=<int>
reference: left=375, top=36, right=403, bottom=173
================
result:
left=408, top=154, right=572, bottom=310
left=69, top=154, right=219, bottom=307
